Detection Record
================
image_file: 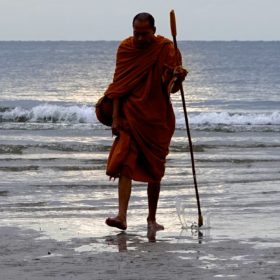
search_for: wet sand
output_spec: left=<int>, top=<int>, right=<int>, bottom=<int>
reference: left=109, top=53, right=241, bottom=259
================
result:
left=1, top=208, right=280, bottom=280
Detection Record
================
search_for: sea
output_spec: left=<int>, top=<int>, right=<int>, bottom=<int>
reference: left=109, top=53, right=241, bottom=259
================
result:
left=0, top=41, right=280, bottom=245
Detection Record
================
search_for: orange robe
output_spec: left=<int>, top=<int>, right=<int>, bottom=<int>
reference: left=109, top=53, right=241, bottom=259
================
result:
left=105, top=35, right=181, bottom=183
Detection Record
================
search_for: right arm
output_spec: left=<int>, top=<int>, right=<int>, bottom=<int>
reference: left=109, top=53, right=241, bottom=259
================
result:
left=162, top=43, right=187, bottom=94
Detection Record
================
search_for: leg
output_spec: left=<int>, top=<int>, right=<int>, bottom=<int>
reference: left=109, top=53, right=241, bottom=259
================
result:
left=106, top=176, right=131, bottom=230
left=147, top=182, right=164, bottom=230
left=117, top=176, right=131, bottom=222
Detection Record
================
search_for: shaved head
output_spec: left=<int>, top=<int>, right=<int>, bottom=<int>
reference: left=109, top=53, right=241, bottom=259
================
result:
left=132, top=12, right=155, bottom=28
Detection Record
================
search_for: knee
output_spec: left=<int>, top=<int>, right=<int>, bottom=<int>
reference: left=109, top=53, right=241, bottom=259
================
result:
left=148, top=182, right=161, bottom=189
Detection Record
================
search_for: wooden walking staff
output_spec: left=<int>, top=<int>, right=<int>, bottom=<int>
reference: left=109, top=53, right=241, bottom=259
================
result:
left=170, top=10, right=203, bottom=227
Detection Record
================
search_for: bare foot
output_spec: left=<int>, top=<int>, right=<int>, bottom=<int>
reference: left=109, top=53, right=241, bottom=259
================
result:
left=147, top=221, right=164, bottom=242
left=105, top=216, right=127, bottom=230
left=147, top=220, right=164, bottom=231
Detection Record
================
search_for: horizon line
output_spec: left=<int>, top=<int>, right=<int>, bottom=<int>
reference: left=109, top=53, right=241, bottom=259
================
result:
left=0, top=39, right=279, bottom=42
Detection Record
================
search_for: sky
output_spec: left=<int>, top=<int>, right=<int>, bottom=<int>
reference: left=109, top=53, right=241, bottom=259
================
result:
left=1, top=0, right=280, bottom=41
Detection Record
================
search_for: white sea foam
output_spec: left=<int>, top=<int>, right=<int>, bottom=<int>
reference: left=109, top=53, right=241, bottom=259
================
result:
left=1, top=104, right=279, bottom=126
left=176, top=111, right=280, bottom=126
left=1, top=104, right=96, bottom=123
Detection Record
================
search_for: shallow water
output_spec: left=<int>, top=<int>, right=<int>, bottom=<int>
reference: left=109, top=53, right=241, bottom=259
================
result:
left=0, top=124, right=279, bottom=243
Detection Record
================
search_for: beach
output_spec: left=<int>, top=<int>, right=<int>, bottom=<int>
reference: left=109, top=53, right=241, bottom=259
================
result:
left=0, top=41, right=280, bottom=279
left=1, top=225, right=279, bottom=280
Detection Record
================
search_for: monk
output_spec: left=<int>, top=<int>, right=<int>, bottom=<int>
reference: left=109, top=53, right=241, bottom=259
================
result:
left=104, top=12, right=187, bottom=232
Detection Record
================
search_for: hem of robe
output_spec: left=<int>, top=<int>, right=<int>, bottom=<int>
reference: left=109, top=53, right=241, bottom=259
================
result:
left=106, top=131, right=165, bottom=184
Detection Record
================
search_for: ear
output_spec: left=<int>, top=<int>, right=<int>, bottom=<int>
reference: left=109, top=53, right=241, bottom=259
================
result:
left=153, top=26, right=156, bottom=34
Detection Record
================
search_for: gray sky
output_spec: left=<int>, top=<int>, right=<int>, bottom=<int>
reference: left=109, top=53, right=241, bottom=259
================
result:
left=1, top=0, right=280, bottom=41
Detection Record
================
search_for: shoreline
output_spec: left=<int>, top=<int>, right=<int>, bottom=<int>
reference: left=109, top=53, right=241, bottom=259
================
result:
left=1, top=221, right=279, bottom=280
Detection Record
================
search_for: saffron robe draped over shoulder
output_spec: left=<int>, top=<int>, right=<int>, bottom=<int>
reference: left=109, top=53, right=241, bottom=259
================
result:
left=105, top=35, right=182, bottom=183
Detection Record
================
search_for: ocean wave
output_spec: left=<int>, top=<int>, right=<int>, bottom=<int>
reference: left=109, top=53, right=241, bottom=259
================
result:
left=0, top=104, right=95, bottom=123
left=1, top=104, right=279, bottom=126
left=177, top=111, right=280, bottom=126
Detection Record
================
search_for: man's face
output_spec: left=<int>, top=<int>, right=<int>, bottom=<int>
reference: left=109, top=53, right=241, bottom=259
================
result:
left=133, top=19, right=155, bottom=49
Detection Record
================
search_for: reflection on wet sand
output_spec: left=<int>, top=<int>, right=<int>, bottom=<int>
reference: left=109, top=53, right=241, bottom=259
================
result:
left=105, top=227, right=165, bottom=252
left=105, top=226, right=209, bottom=253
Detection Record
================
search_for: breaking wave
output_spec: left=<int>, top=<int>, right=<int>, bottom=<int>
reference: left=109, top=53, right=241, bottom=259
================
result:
left=176, top=111, right=280, bottom=126
left=1, top=104, right=279, bottom=127
left=0, top=104, right=95, bottom=123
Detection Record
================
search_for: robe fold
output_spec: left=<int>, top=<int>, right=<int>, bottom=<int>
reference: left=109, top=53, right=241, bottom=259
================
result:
left=105, top=35, right=181, bottom=183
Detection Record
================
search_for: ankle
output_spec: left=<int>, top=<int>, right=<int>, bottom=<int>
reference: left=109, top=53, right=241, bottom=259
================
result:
left=147, top=217, right=156, bottom=223
left=117, top=214, right=127, bottom=222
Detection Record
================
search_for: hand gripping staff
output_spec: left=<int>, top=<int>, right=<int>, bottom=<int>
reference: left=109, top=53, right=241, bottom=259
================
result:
left=170, top=10, right=203, bottom=227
